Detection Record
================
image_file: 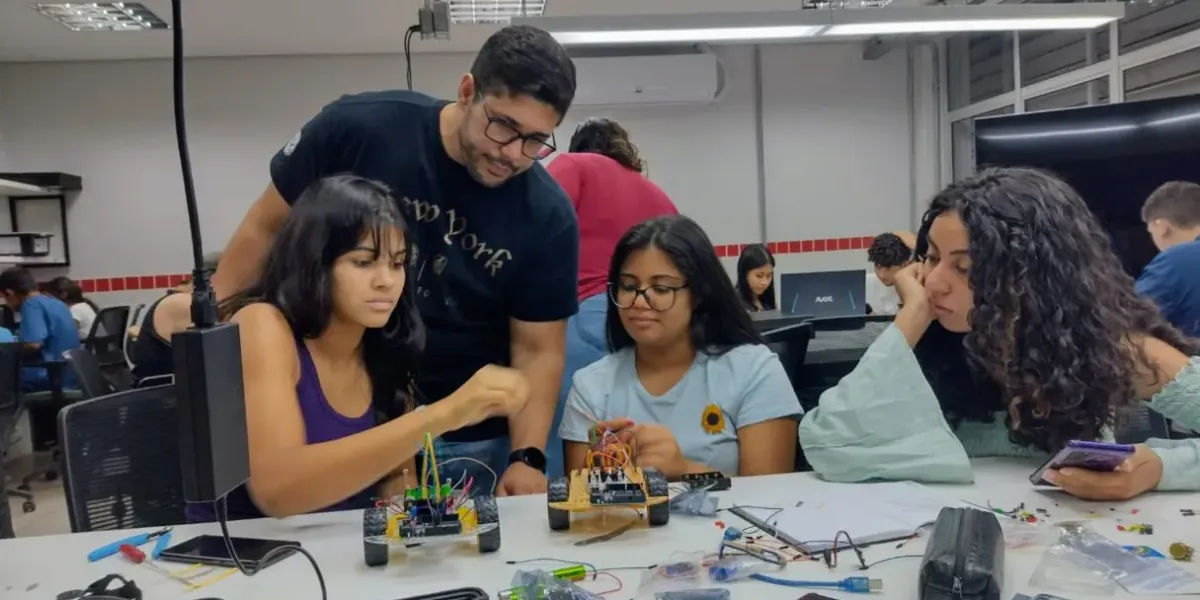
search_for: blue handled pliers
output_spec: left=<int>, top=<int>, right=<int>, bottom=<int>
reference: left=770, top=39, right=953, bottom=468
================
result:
left=87, top=527, right=173, bottom=562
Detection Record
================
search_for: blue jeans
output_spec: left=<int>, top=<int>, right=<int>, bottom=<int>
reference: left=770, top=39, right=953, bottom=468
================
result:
left=548, top=293, right=609, bottom=478
left=421, top=436, right=510, bottom=497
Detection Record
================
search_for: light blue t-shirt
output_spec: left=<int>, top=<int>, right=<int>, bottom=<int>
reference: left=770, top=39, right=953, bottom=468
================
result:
left=18, top=294, right=80, bottom=391
left=559, top=343, right=803, bottom=476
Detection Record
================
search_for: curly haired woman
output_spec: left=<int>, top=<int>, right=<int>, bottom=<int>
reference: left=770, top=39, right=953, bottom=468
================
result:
left=800, top=167, right=1200, bottom=500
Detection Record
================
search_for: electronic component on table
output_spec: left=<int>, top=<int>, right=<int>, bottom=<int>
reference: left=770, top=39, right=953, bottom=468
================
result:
left=364, top=435, right=501, bottom=566
left=587, top=467, right=647, bottom=504
left=681, top=471, right=731, bottom=492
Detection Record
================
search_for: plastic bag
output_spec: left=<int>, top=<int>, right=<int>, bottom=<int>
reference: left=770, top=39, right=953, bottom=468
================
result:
left=506, top=569, right=604, bottom=600
left=670, top=487, right=719, bottom=516
left=707, top=556, right=779, bottom=583
left=1029, top=521, right=1200, bottom=596
left=999, top=517, right=1053, bottom=549
left=638, top=552, right=707, bottom=596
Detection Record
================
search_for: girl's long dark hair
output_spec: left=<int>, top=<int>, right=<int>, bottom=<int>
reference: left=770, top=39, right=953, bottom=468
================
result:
left=222, top=175, right=424, bottom=421
left=46, top=276, right=98, bottom=312
left=569, top=118, right=646, bottom=174
left=606, top=215, right=763, bottom=354
left=735, top=243, right=776, bottom=311
left=913, top=167, right=1199, bottom=452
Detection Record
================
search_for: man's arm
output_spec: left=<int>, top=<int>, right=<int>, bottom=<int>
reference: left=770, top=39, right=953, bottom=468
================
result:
left=212, top=184, right=291, bottom=300
left=508, top=319, right=567, bottom=453
left=17, top=304, right=47, bottom=352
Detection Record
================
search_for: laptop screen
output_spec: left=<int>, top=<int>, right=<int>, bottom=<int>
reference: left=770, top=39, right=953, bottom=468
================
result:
left=779, top=270, right=867, bottom=319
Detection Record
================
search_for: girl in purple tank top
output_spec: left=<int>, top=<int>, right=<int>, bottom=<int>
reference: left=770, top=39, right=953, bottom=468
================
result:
left=186, top=175, right=528, bottom=523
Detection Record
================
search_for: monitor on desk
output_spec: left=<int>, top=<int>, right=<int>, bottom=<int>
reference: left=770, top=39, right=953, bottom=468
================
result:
left=779, top=270, right=867, bottom=320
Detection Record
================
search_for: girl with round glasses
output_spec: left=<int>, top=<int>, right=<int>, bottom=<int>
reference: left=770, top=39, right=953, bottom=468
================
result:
left=557, top=215, right=801, bottom=480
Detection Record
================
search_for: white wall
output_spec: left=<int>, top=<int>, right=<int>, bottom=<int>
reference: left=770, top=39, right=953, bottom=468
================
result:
left=0, top=43, right=939, bottom=307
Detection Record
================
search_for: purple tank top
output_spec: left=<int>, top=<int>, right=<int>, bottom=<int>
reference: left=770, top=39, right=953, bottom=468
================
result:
left=185, top=339, right=378, bottom=523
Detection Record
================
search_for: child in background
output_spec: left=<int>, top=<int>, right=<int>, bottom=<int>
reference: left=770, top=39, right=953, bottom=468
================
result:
left=46, top=276, right=98, bottom=339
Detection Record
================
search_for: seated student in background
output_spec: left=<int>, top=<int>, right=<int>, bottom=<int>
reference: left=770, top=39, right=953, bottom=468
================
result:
left=188, top=175, right=530, bottom=522
left=799, top=168, right=1200, bottom=501
left=558, top=215, right=801, bottom=480
left=128, top=251, right=222, bottom=382
left=864, top=231, right=914, bottom=315
left=0, top=267, right=80, bottom=391
left=46, top=277, right=98, bottom=339
left=1137, top=181, right=1200, bottom=337
left=546, top=117, right=678, bottom=478
left=735, top=244, right=776, bottom=312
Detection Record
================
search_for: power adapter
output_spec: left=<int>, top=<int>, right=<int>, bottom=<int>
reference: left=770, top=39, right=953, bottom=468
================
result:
left=174, top=321, right=248, bottom=502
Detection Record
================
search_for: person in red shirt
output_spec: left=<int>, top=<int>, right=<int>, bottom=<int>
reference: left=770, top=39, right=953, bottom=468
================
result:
left=545, top=118, right=678, bottom=476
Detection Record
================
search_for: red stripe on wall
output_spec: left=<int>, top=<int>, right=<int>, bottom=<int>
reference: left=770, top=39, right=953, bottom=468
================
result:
left=59, top=235, right=875, bottom=293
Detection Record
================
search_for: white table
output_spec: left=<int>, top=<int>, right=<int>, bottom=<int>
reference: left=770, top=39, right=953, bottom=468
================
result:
left=1, top=459, right=1197, bottom=600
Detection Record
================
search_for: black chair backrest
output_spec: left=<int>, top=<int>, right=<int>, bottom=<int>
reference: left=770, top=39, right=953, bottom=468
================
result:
left=63, top=348, right=119, bottom=399
left=58, top=384, right=185, bottom=532
left=1114, top=405, right=1172, bottom=444
left=86, top=306, right=130, bottom=367
left=0, top=342, right=21, bottom=413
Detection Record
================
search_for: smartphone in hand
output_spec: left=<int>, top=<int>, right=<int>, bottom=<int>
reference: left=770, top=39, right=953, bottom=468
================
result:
left=1030, top=440, right=1135, bottom=486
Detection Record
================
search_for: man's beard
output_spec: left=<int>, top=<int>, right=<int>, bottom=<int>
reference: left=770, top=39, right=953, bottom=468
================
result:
left=458, top=128, right=520, bottom=188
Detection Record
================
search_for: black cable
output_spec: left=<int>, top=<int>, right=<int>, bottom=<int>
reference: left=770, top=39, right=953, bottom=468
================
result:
left=217, top=495, right=328, bottom=600
left=859, top=554, right=924, bottom=570
left=404, top=25, right=420, bottom=90
left=169, top=0, right=217, bottom=329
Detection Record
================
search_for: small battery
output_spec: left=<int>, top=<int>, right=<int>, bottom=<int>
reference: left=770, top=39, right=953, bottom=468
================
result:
left=551, top=564, right=590, bottom=581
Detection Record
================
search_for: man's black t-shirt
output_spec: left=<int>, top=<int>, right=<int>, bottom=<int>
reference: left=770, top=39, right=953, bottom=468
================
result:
left=270, top=90, right=580, bottom=442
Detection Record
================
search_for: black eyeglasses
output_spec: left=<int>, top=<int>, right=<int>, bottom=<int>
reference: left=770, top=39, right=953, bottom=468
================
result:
left=609, top=282, right=688, bottom=312
left=478, top=97, right=557, bottom=160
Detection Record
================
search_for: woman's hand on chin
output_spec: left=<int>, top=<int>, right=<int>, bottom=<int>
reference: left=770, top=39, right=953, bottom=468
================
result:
left=1044, top=444, right=1164, bottom=501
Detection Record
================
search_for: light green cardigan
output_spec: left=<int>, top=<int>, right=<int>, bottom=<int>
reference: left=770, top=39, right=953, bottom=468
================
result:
left=799, top=325, right=1200, bottom=491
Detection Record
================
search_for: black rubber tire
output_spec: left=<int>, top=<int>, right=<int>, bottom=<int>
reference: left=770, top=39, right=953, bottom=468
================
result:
left=475, top=495, right=501, bottom=553
left=363, top=507, right=390, bottom=567
left=547, top=475, right=571, bottom=531
left=644, top=468, right=670, bottom=527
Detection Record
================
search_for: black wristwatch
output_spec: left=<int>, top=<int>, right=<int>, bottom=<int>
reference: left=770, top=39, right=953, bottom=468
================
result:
left=509, top=448, right=547, bottom=473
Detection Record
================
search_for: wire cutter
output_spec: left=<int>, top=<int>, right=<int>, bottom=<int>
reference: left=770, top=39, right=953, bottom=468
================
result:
left=87, top=527, right=173, bottom=562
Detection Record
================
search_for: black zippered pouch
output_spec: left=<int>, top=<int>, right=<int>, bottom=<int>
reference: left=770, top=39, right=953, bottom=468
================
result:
left=918, top=507, right=1005, bottom=600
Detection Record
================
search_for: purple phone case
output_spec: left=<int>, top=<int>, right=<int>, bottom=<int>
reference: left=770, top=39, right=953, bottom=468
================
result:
left=1030, top=440, right=1135, bottom=485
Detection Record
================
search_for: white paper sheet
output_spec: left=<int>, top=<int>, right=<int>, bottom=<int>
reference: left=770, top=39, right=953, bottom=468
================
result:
left=739, top=480, right=964, bottom=551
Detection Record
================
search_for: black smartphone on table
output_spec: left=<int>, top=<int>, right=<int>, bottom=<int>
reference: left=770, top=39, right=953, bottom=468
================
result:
left=157, top=534, right=300, bottom=570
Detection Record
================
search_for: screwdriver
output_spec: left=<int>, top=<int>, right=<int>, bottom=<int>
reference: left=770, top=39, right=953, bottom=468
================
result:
left=119, top=544, right=189, bottom=583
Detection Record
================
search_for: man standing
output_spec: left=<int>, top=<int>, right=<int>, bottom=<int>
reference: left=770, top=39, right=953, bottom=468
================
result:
left=1138, top=181, right=1200, bottom=337
left=212, top=25, right=579, bottom=496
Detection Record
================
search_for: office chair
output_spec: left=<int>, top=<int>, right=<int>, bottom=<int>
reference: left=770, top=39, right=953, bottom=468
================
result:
left=85, top=306, right=133, bottom=391
left=64, top=348, right=124, bottom=399
left=59, top=384, right=186, bottom=532
left=19, top=358, right=83, bottom=494
left=1114, top=405, right=1172, bottom=444
left=123, top=303, right=145, bottom=370
left=0, top=342, right=35, bottom=516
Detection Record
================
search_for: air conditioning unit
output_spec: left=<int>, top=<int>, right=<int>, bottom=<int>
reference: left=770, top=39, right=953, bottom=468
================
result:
left=572, top=50, right=725, bottom=107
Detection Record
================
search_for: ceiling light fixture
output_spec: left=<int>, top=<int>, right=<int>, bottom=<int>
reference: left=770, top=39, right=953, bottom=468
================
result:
left=552, top=25, right=824, bottom=45
left=33, top=2, right=169, bottom=31
left=516, top=2, right=1123, bottom=46
left=449, top=0, right=546, bottom=25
